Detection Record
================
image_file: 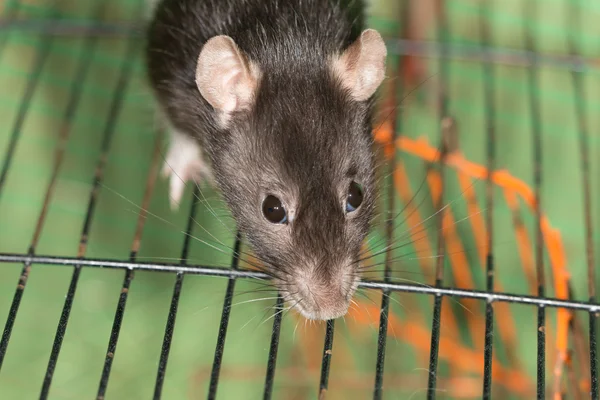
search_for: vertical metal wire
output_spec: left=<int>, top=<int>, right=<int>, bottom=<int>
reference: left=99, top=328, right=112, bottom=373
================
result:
left=372, top=3, right=407, bottom=397
left=0, top=13, right=56, bottom=366
left=153, top=187, right=199, bottom=400
left=97, top=270, right=134, bottom=400
left=91, top=23, right=146, bottom=398
left=1, top=3, right=598, bottom=400
left=372, top=119, right=395, bottom=399
left=427, top=1, right=450, bottom=397
left=207, top=232, right=242, bottom=400
left=373, top=169, right=395, bottom=398
left=589, top=312, right=598, bottom=400
left=319, top=319, right=336, bottom=398
left=0, top=0, right=73, bottom=371
left=0, top=2, right=59, bottom=198
left=96, top=135, right=161, bottom=400
left=263, top=294, right=284, bottom=400
left=97, top=127, right=162, bottom=399
left=96, top=126, right=162, bottom=399
left=567, top=3, right=598, bottom=398
left=481, top=0, right=496, bottom=397
left=36, top=4, right=108, bottom=398
left=523, top=1, right=546, bottom=397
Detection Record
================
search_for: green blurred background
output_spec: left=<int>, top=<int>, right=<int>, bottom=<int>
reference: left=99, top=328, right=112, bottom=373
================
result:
left=0, top=0, right=599, bottom=398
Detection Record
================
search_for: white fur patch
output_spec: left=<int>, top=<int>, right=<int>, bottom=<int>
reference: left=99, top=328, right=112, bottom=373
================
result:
left=162, top=130, right=213, bottom=210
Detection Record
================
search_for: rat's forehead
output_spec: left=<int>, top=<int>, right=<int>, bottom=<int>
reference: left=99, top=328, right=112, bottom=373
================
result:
left=253, top=66, right=355, bottom=117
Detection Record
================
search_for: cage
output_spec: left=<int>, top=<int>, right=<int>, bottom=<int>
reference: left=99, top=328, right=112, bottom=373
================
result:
left=0, top=0, right=599, bottom=399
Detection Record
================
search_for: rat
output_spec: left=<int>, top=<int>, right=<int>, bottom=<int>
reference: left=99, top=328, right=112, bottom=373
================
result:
left=145, top=0, right=387, bottom=320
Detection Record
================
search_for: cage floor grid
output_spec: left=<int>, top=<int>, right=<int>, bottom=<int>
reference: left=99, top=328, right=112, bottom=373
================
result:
left=0, top=0, right=599, bottom=399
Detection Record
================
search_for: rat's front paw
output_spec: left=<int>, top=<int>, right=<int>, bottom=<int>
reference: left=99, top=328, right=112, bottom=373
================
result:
left=162, top=131, right=213, bottom=210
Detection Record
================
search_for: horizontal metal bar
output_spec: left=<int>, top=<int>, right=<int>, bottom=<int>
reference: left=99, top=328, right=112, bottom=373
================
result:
left=0, top=253, right=271, bottom=278
left=385, top=39, right=593, bottom=73
left=360, top=281, right=599, bottom=311
left=0, top=18, right=596, bottom=73
left=0, top=253, right=598, bottom=312
left=0, top=19, right=141, bottom=36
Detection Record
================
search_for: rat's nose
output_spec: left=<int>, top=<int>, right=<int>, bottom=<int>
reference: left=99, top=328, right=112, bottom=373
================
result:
left=293, top=270, right=356, bottom=320
left=296, top=288, right=350, bottom=320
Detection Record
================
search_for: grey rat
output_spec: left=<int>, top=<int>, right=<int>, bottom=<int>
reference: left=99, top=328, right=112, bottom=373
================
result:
left=145, top=0, right=387, bottom=320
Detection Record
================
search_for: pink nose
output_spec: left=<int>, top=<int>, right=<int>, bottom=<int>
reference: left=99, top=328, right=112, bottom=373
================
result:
left=296, top=297, right=350, bottom=320
left=295, top=282, right=351, bottom=320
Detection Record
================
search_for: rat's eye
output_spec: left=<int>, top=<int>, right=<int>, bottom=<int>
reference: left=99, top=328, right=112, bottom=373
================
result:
left=346, top=182, right=364, bottom=213
left=262, top=195, right=288, bottom=224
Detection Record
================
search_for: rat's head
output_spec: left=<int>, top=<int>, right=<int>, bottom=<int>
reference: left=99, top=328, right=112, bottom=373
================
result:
left=195, top=30, right=387, bottom=320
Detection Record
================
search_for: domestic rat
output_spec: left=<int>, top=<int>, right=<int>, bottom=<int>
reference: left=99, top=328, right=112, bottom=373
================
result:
left=145, top=0, right=387, bottom=320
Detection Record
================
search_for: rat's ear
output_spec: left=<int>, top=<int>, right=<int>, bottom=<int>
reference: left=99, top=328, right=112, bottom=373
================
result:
left=332, top=29, right=387, bottom=101
left=196, top=35, right=259, bottom=119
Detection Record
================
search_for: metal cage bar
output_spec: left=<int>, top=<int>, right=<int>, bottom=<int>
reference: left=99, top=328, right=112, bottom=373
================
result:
left=568, top=3, right=598, bottom=399
left=0, top=3, right=56, bottom=198
left=207, top=233, right=242, bottom=400
left=523, top=2, right=547, bottom=398
left=427, top=2, right=450, bottom=397
left=0, top=1, right=599, bottom=398
left=153, top=187, right=200, bottom=400
left=97, top=129, right=163, bottom=397
left=0, top=0, right=61, bottom=371
left=481, top=0, right=496, bottom=397
left=372, top=2, right=406, bottom=397
left=39, top=2, right=109, bottom=396
left=318, top=319, right=335, bottom=397
left=1, top=253, right=598, bottom=311
left=95, top=37, right=149, bottom=400
left=263, top=294, right=284, bottom=400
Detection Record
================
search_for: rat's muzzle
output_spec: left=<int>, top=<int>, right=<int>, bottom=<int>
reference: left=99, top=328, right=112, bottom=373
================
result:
left=287, top=265, right=359, bottom=321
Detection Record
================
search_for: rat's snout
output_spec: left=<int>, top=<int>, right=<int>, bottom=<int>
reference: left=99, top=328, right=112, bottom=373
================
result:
left=290, top=261, right=359, bottom=321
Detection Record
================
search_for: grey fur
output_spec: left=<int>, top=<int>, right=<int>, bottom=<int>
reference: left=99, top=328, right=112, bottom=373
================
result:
left=146, top=0, right=381, bottom=320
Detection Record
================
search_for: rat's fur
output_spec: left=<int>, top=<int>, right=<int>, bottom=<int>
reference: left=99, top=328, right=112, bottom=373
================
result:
left=146, top=0, right=382, bottom=320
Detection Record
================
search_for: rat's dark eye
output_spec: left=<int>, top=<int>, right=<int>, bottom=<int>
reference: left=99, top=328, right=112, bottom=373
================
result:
left=346, top=182, right=364, bottom=213
left=262, top=195, right=288, bottom=224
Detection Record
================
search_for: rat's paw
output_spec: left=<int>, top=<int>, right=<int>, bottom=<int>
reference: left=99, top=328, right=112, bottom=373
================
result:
left=162, top=132, right=213, bottom=210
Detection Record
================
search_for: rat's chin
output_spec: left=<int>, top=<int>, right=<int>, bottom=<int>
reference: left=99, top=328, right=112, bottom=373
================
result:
left=292, top=299, right=351, bottom=321
left=281, top=287, right=357, bottom=321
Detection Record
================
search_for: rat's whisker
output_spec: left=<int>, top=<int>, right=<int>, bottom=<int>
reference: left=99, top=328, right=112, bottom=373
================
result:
left=260, top=303, right=292, bottom=328
left=373, top=72, right=438, bottom=135
left=292, top=319, right=300, bottom=343
left=363, top=166, right=434, bottom=254
left=159, top=149, right=235, bottom=236
left=390, top=206, right=486, bottom=251
left=354, top=290, right=378, bottom=309
left=361, top=175, right=482, bottom=256
left=237, top=313, right=260, bottom=333
left=106, top=182, right=248, bottom=260
left=359, top=207, right=487, bottom=265
left=361, top=288, right=407, bottom=312
left=361, top=238, right=508, bottom=271
left=408, top=387, right=447, bottom=400
left=359, top=276, right=474, bottom=316
left=359, top=267, right=427, bottom=277
left=227, top=296, right=281, bottom=309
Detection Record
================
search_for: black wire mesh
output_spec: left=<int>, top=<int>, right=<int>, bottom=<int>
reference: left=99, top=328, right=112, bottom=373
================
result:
left=0, top=0, right=599, bottom=399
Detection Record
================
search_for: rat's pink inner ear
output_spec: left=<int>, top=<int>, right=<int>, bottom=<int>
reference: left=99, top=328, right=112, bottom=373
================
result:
left=195, top=35, right=259, bottom=118
left=331, top=29, right=388, bottom=102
